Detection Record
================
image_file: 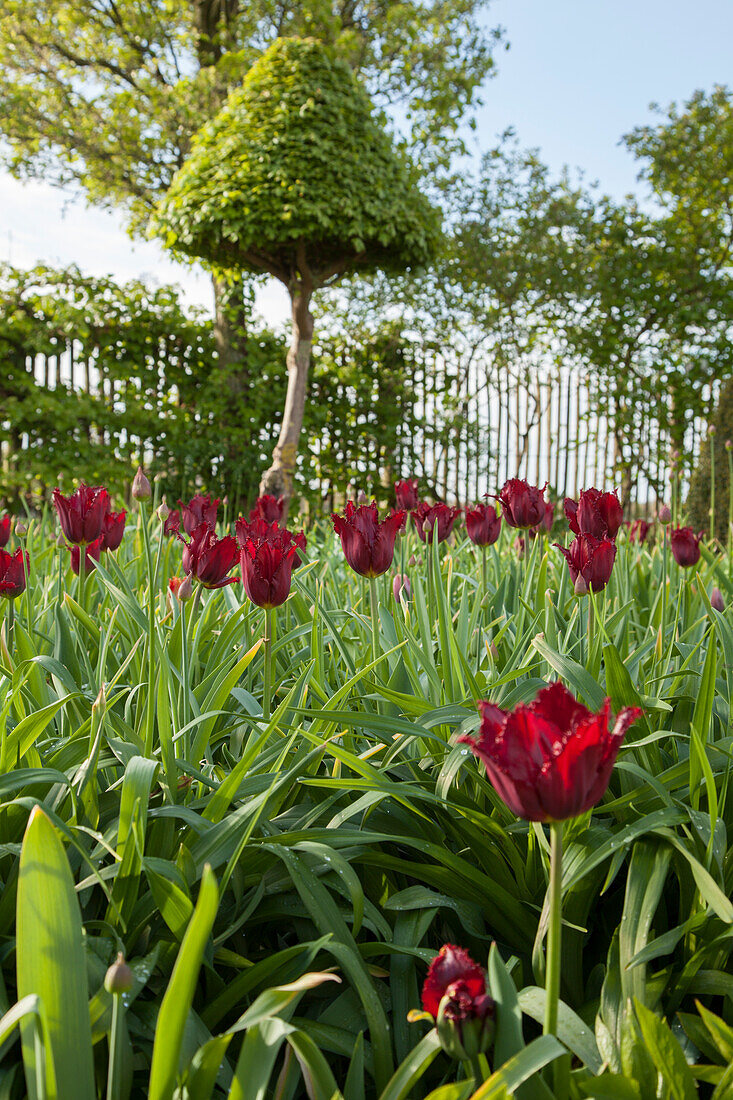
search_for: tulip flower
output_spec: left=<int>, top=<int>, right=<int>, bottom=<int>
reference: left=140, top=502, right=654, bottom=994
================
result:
left=411, top=502, right=462, bottom=543
left=164, top=509, right=181, bottom=536
left=534, top=500, right=554, bottom=535
left=465, top=503, right=501, bottom=547
left=0, top=515, right=10, bottom=548
left=420, top=945, right=495, bottom=1064
left=459, top=681, right=641, bottom=823
left=495, top=479, right=547, bottom=529
left=658, top=504, right=672, bottom=525
left=53, top=483, right=110, bottom=545
left=100, top=510, right=126, bottom=552
left=556, top=534, right=616, bottom=593
left=626, top=518, right=651, bottom=544
left=670, top=526, right=702, bottom=567
left=0, top=548, right=28, bottom=598
left=393, top=573, right=411, bottom=602
left=178, top=494, right=219, bottom=536
left=180, top=523, right=239, bottom=589
left=238, top=524, right=303, bottom=609
left=564, top=488, right=623, bottom=540
left=331, top=501, right=405, bottom=577
left=70, top=539, right=103, bottom=577
left=236, top=516, right=307, bottom=569
left=249, top=494, right=285, bottom=524
left=395, top=478, right=419, bottom=511
left=711, top=586, right=725, bottom=612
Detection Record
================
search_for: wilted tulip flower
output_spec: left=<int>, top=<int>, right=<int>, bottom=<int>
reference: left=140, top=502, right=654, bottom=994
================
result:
left=395, top=478, right=419, bottom=511
left=53, top=483, right=110, bottom=545
left=459, top=682, right=641, bottom=821
left=556, top=534, right=616, bottom=593
left=711, top=587, right=725, bottom=612
left=420, top=945, right=495, bottom=1062
left=100, top=510, right=126, bottom=552
left=495, top=479, right=547, bottom=529
left=331, top=501, right=405, bottom=577
left=564, top=488, right=623, bottom=540
left=180, top=524, right=239, bottom=589
left=70, top=538, right=103, bottom=576
left=239, top=523, right=304, bottom=608
left=249, top=494, right=285, bottom=524
left=465, top=502, right=501, bottom=546
left=178, top=494, right=220, bottom=536
left=0, top=515, right=10, bottom=548
left=411, top=502, right=462, bottom=543
left=393, top=573, right=411, bottom=602
left=670, top=526, right=702, bottom=567
left=0, top=548, right=28, bottom=598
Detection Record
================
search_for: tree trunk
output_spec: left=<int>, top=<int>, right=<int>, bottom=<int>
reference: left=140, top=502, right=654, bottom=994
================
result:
left=212, top=272, right=250, bottom=385
left=259, top=284, right=314, bottom=518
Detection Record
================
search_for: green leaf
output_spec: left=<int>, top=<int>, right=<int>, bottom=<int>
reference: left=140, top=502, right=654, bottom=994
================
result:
left=633, top=1000, right=696, bottom=1100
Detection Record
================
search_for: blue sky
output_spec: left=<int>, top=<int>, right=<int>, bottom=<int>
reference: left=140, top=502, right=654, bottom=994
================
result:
left=1, top=0, right=731, bottom=320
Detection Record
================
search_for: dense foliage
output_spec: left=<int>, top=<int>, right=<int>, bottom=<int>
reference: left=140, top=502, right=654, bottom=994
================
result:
left=0, top=486, right=731, bottom=1097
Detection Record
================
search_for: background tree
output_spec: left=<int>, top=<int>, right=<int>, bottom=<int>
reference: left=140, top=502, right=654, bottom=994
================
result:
left=152, top=36, right=440, bottom=511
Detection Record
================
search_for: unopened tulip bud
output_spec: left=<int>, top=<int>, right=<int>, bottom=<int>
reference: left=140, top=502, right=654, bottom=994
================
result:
left=574, top=574, right=589, bottom=596
left=104, top=952, right=133, bottom=995
left=15, top=521, right=27, bottom=537
left=408, top=554, right=418, bottom=567
left=56, top=531, right=67, bottom=548
left=92, top=682, right=107, bottom=715
left=488, top=642, right=499, bottom=660
left=393, top=574, right=411, bottom=602
left=357, top=490, right=368, bottom=506
left=658, top=505, right=672, bottom=525
left=157, top=496, right=170, bottom=522
left=726, top=439, right=732, bottom=452
left=708, top=424, right=716, bottom=436
left=711, top=587, right=725, bottom=612
left=131, top=466, right=151, bottom=501
left=177, top=573, right=194, bottom=602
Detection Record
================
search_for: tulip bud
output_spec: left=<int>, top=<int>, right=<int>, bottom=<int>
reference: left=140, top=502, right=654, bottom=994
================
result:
left=357, top=489, right=368, bottom=506
left=157, top=496, right=170, bottom=522
left=131, top=466, right=151, bottom=501
left=574, top=574, right=589, bottom=596
left=726, top=439, right=732, bottom=452
left=658, top=505, right=672, bottom=525
left=436, top=987, right=495, bottom=1062
left=15, top=521, right=27, bottom=537
left=708, top=424, right=716, bottom=436
left=92, top=681, right=107, bottom=716
left=177, top=573, right=194, bottom=602
left=393, top=574, right=411, bottom=602
left=104, top=952, right=133, bottom=995
left=711, top=587, right=725, bottom=612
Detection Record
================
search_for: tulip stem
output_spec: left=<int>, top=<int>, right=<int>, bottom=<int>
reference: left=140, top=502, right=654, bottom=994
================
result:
left=662, top=527, right=668, bottom=650
left=727, top=448, right=733, bottom=558
left=139, top=501, right=157, bottom=757
left=369, top=576, right=380, bottom=670
left=710, top=434, right=716, bottom=542
left=78, top=547, right=87, bottom=609
left=481, top=545, right=487, bottom=604
left=263, top=606, right=274, bottom=722
left=587, top=594, right=595, bottom=665
left=180, top=597, right=189, bottom=757
left=106, top=993, right=126, bottom=1100
left=544, top=819, right=563, bottom=1050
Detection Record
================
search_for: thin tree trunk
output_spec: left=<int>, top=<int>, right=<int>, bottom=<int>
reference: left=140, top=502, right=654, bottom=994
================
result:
left=259, top=283, right=314, bottom=517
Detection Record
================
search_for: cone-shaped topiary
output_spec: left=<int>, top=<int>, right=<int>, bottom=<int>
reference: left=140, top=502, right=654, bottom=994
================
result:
left=151, top=36, right=440, bottom=512
left=686, top=375, right=733, bottom=542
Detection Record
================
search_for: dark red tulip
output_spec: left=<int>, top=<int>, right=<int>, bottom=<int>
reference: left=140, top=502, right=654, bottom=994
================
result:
left=564, top=488, right=623, bottom=539
left=421, top=945, right=495, bottom=1062
left=239, top=523, right=304, bottom=608
left=711, top=587, right=725, bottom=612
left=236, top=516, right=307, bottom=569
left=556, top=534, right=616, bottom=592
left=670, top=526, right=702, bottom=568
left=465, top=503, right=502, bottom=547
left=53, top=483, right=110, bottom=545
left=249, top=494, right=285, bottom=524
left=164, top=510, right=181, bottom=536
left=100, top=510, right=126, bottom=552
left=626, top=518, right=651, bottom=545
left=535, top=500, right=554, bottom=534
left=0, top=548, right=28, bottom=598
left=70, top=539, right=103, bottom=576
left=395, top=478, right=419, bottom=511
left=331, top=501, right=405, bottom=577
left=0, top=515, right=10, bottom=548
left=496, top=479, right=547, bottom=529
left=411, top=502, right=462, bottom=544
left=178, top=494, right=219, bottom=536
left=180, top=523, right=239, bottom=589
left=459, top=682, right=642, bottom=822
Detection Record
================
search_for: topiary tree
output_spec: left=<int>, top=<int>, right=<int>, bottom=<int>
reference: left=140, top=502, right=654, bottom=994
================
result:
left=151, top=35, right=440, bottom=513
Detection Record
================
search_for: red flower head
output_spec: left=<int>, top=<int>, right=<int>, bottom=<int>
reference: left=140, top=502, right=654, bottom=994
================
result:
left=53, top=483, right=110, bottom=545
left=670, top=526, right=702, bottom=568
left=459, top=682, right=642, bottom=821
left=496, top=479, right=547, bottom=529
left=164, top=510, right=181, bottom=536
left=421, top=945, right=495, bottom=1061
left=564, top=488, right=623, bottom=540
left=0, top=548, right=28, bottom=598
left=70, top=538, right=103, bottom=576
left=178, top=494, right=219, bottom=536
left=180, top=523, right=239, bottom=589
left=411, top=502, right=462, bottom=544
left=331, top=501, right=405, bottom=577
left=249, top=494, right=285, bottom=524
left=0, top=515, right=10, bottom=548
left=239, top=522, right=304, bottom=608
left=395, top=478, right=419, bottom=511
left=535, top=500, right=555, bottom=535
left=465, top=502, right=502, bottom=547
left=556, top=534, right=616, bottom=592
left=100, top=510, right=126, bottom=552
left=236, top=516, right=307, bottom=570
left=627, top=518, right=651, bottom=545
